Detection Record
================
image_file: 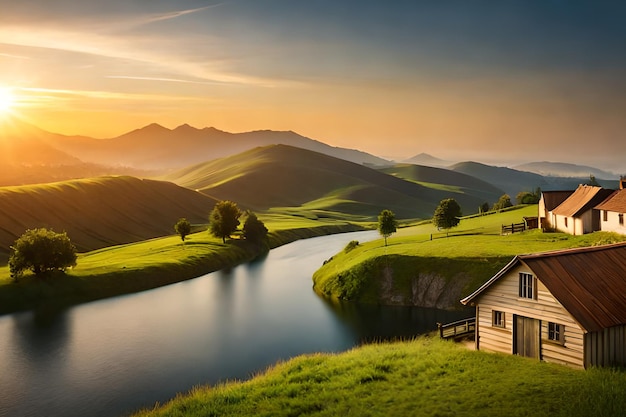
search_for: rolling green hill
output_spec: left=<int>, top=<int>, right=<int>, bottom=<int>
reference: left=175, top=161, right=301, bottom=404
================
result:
left=380, top=163, right=505, bottom=205
left=0, top=176, right=217, bottom=257
left=162, top=145, right=496, bottom=220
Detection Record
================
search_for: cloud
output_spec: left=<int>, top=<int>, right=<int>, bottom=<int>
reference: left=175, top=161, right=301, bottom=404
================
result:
left=105, top=75, right=223, bottom=86
left=137, top=4, right=226, bottom=26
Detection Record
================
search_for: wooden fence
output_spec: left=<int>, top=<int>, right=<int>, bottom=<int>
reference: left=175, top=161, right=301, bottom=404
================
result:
left=501, top=222, right=526, bottom=235
left=438, top=317, right=476, bottom=340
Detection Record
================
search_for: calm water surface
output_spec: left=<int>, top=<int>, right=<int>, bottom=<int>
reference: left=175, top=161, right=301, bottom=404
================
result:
left=0, top=231, right=470, bottom=417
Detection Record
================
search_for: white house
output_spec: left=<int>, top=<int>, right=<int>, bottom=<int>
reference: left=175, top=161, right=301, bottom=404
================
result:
left=596, top=179, right=626, bottom=235
left=550, top=185, right=614, bottom=235
left=538, top=190, right=573, bottom=230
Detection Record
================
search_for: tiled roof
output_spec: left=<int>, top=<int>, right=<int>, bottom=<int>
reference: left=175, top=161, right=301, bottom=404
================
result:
left=596, top=189, right=626, bottom=213
left=462, top=243, right=626, bottom=332
left=552, top=185, right=615, bottom=217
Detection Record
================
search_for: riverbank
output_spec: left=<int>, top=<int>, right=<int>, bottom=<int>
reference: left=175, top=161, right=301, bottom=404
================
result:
left=0, top=220, right=366, bottom=315
left=134, top=336, right=626, bottom=417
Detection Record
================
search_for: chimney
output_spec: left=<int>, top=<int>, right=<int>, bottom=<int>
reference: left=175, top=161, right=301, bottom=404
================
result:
left=620, top=176, right=626, bottom=190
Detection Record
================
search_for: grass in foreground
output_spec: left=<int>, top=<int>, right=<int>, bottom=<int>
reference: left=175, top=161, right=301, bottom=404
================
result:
left=135, top=337, right=626, bottom=417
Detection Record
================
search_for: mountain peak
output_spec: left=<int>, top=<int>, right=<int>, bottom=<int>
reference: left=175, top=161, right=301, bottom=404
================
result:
left=139, top=123, right=169, bottom=132
left=174, top=123, right=198, bottom=132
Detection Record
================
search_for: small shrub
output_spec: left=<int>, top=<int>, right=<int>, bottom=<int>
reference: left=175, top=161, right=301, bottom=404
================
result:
left=344, top=240, right=360, bottom=253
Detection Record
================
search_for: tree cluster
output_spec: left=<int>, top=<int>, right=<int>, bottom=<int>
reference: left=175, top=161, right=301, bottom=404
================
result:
left=515, top=187, right=541, bottom=205
left=207, top=201, right=267, bottom=245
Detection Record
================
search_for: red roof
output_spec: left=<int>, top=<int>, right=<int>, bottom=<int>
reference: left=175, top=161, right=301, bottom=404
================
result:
left=596, top=189, right=626, bottom=213
left=462, top=243, right=626, bottom=332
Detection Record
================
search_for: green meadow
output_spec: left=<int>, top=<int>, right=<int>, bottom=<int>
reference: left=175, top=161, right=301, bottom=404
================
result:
left=313, top=205, right=626, bottom=305
left=134, top=336, right=626, bottom=417
left=0, top=215, right=364, bottom=315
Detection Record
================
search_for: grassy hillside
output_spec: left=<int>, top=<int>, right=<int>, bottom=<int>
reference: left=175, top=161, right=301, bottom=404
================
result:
left=162, top=145, right=493, bottom=220
left=380, top=163, right=504, bottom=205
left=0, top=176, right=218, bottom=257
left=313, top=205, right=626, bottom=308
left=134, top=336, right=626, bottom=417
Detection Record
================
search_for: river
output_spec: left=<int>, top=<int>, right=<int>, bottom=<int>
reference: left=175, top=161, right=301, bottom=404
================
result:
left=0, top=230, right=470, bottom=417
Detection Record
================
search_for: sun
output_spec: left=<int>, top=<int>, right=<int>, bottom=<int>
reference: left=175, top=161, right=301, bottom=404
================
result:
left=0, top=87, right=16, bottom=113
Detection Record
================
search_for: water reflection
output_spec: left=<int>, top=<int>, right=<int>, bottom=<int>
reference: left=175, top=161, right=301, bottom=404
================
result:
left=321, top=296, right=472, bottom=343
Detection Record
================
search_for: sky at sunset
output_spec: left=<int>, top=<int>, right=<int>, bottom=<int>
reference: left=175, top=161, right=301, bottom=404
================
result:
left=1, top=1, right=625, bottom=171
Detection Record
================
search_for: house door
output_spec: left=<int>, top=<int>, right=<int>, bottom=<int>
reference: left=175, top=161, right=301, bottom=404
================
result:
left=514, top=315, right=540, bottom=359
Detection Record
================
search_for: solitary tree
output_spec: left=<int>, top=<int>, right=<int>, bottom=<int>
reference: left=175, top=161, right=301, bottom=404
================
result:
left=209, top=201, right=242, bottom=243
left=242, top=211, right=268, bottom=245
left=479, top=202, right=490, bottom=215
left=432, top=198, right=462, bottom=231
left=9, top=228, right=77, bottom=279
left=493, top=194, right=513, bottom=211
left=174, top=218, right=192, bottom=243
left=378, top=209, right=398, bottom=246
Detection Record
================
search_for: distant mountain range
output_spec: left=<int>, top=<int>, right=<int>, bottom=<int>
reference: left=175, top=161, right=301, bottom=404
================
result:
left=47, top=122, right=391, bottom=170
left=512, top=161, right=616, bottom=180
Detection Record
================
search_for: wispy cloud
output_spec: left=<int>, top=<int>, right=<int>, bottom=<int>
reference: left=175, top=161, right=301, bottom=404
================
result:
left=139, top=3, right=226, bottom=26
left=0, top=52, right=31, bottom=60
left=105, top=75, right=224, bottom=86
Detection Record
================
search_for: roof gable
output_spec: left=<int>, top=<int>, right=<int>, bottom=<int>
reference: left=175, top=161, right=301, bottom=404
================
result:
left=462, top=243, right=626, bottom=332
left=596, top=189, right=626, bottom=213
left=541, top=190, right=574, bottom=212
left=552, top=185, right=615, bottom=217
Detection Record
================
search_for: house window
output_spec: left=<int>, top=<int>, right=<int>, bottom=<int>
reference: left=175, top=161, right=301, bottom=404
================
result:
left=620, top=214, right=624, bottom=226
left=519, top=273, right=535, bottom=299
left=492, top=310, right=505, bottom=328
left=564, top=217, right=568, bottom=227
left=603, top=210, right=608, bottom=222
left=548, top=322, right=565, bottom=344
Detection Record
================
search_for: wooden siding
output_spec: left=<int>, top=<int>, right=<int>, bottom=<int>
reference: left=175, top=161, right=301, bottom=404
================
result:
left=475, top=262, right=585, bottom=368
left=585, top=325, right=626, bottom=368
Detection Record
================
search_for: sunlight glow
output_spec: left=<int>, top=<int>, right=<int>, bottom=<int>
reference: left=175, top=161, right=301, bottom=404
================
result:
left=0, top=87, right=16, bottom=113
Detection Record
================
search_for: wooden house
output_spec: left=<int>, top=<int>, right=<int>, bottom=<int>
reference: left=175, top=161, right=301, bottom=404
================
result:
left=550, top=185, right=614, bottom=235
left=461, top=243, right=626, bottom=368
left=596, top=179, right=626, bottom=235
left=538, top=190, right=573, bottom=230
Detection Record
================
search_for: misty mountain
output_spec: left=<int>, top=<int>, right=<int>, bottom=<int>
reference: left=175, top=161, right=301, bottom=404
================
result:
left=451, top=161, right=553, bottom=197
left=48, top=123, right=391, bottom=170
left=450, top=161, right=620, bottom=198
left=402, top=153, right=452, bottom=168
left=513, top=161, right=617, bottom=180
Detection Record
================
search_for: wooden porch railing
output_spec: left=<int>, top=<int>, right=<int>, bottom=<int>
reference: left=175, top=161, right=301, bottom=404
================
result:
left=438, top=317, right=476, bottom=340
